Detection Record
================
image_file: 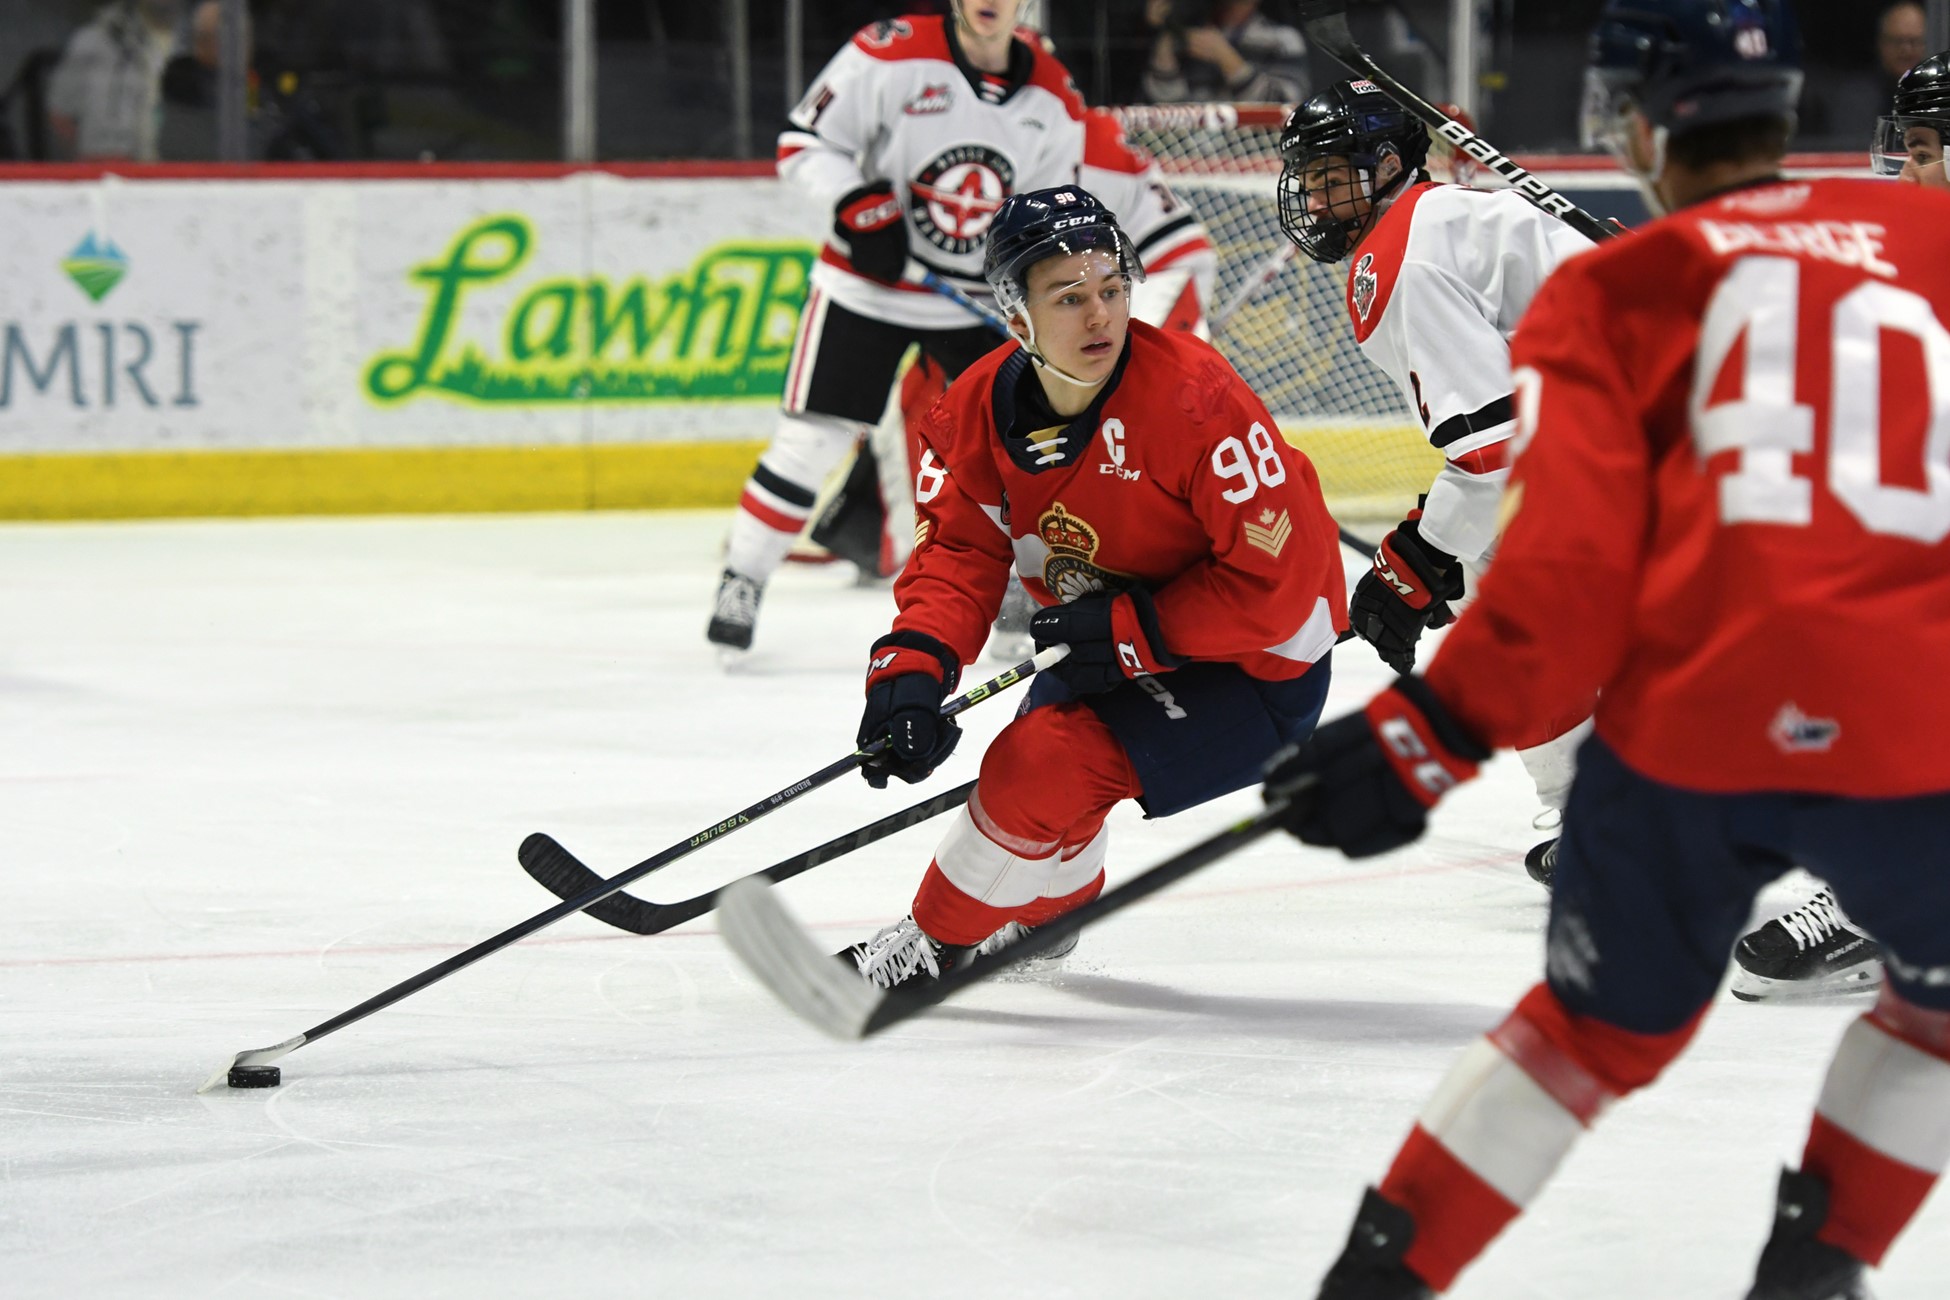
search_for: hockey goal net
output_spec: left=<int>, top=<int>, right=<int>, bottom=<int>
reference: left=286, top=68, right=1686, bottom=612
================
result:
left=1110, top=103, right=1438, bottom=524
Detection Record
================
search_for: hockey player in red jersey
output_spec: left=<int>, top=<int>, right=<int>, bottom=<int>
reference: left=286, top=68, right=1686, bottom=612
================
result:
left=1263, top=3, right=1950, bottom=1296
left=906, top=103, right=1222, bottom=660
left=707, top=0, right=1087, bottom=652
left=843, top=185, right=1344, bottom=987
left=1276, top=78, right=1595, bottom=885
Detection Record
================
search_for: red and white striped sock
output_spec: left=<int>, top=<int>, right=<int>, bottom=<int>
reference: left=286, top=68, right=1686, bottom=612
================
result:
left=1799, top=988, right=1950, bottom=1265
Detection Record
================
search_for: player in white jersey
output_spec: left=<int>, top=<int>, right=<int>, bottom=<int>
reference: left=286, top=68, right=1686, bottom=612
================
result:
left=1276, top=79, right=1594, bottom=883
left=706, top=1, right=1087, bottom=653
left=1080, top=107, right=1219, bottom=336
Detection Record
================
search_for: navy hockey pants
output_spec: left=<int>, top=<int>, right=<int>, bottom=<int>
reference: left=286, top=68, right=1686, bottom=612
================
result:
left=1024, top=655, right=1332, bottom=819
left=1548, top=736, right=1950, bottom=1033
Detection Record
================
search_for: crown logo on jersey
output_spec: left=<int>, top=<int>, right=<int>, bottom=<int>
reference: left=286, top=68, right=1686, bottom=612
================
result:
left=1040, top=501, right=1098, bottom=557
left=1037, top=501, right=1129, bottom=603
left=1352, top=252, right=1379, bottom=322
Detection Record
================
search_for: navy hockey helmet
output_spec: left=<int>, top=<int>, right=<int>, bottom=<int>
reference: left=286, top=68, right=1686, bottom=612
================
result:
left=1582, top=0, right=1803, bottom=157
left=1277, top=79, right=1430, bottom=265
left=981, top=185, right=1144, bottom=323
left=1875, top=50, right=1950, bottom=176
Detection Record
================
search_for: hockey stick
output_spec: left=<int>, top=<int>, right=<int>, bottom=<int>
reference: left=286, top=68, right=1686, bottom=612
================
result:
left=1296, top=1, right=1616, bottom=246
left=520, top=778, right=977, bottom=935
left=195, top=647, right=1066, bottom=1093
left=1209, top=243, right=1298, bottom=340
left=718, top=798, right=1297, bottom=1040
left=910, top=263, right=1013, bottom=337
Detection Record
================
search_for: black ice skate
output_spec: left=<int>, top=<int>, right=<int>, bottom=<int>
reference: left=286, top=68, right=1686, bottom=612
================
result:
left=706, top=568, right=764, bottom=652
left=974, top=919, right=1080, bottom=969
left=1316, top=1187, right=1435, bottom=1300
left=1524, top=837, right=1558, bottom=889
left=1730, top=889, right=1883, bottom=1003
left=840, top=915, right=975, bottom=989
left=1743, top=1168, right=1871, bottom=1300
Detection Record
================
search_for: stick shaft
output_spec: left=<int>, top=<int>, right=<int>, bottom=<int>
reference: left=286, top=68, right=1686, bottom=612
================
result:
left=1305, top=11, right=1616, bottom=246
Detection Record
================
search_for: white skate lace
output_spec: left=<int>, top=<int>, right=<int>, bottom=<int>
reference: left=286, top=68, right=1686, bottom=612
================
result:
left=713, top=573, right=761, bottom=626
left=1777, top=889, right=1846, bottom=952
left=854, top=916, right=943, bottom=989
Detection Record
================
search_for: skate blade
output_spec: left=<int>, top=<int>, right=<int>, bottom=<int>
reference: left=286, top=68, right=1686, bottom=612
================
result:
left=1728, top=963, right=1883, bottom=1003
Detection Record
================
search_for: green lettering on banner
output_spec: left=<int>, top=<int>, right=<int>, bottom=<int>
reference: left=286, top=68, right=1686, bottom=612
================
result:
left=365, top=214, right=813, bottom=406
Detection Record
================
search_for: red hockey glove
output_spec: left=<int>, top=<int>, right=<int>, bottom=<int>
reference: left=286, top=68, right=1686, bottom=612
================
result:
left=858, top=630, right=962, bottom=789
left=1028, top=589, right=1185, bottom=695
left=833, top=181, right=909, bottom=284
left=1349, top=504, right=1464, bottom=675
left=1262, top=675, right=1489, bottom=858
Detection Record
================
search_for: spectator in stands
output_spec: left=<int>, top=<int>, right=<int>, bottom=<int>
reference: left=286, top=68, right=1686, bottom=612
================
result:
left=157, top=0, right=238, bottom=159
left=1142, top=0, right=1308, bottom=104
left=1809, top=1, right=1929, bottom=144
left=46, top=0, right=180, bottom=160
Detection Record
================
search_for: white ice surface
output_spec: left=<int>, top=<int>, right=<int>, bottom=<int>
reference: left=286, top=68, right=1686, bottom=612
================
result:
left=3, top=510, right=1942, bottom=1300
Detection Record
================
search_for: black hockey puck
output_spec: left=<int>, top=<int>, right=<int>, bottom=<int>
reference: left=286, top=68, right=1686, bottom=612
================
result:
left=227, top=1064, right=282, bottom=1089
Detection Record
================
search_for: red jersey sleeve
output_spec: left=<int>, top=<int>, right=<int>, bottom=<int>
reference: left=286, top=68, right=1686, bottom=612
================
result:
left=1421, top=254, right=1643, bottom=749
left=1150, top=367, right=1348, bottom=664
left=889, top=388, right=1014, bottom=669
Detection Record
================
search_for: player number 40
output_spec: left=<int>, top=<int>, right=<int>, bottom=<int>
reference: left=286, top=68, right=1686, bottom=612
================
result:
left=1213, top=422, right=1287, bottom=503
left=1515, top=254, right=1950, bottom=544
left=1692, top=254, right=1948, bottom=543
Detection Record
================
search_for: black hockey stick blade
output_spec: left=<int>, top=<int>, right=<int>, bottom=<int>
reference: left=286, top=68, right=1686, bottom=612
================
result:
left=197, top=650, right=1063, bottom=1090
left=1299, top=3, right=1617, bottom=247
left=520, top=779, right=978, bottom=935
left=719, top=804, right=1289, bottom=1041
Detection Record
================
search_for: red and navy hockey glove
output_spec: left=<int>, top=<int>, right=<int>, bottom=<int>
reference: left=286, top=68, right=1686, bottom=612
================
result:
left=833, top=181, right=909, bottom=284
left=1262, top=675, right=1490, bottom=858
left=1349, top=503, right=1465, bottom=675
left=1028, top=588, right=1185, bottom=696
left=858, top=630, right=962, bottom=789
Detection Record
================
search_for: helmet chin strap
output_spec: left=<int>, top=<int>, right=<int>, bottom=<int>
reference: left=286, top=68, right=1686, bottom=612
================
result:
left=1009, top=314, right=1104, bottom=392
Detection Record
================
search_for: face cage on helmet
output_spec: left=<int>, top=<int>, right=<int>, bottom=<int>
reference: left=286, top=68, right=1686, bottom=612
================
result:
left=1874, top=115, right=1949, bottom=177
left=1276, top=154, right=1383, bottom=265
left=989, top=226, right=1145, bottom=324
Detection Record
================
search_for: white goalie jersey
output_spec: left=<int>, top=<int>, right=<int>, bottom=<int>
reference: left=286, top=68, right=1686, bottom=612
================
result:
left=778, top=15, right=1086, bottom=331
left=1079, top=108, right=1218, bottom=334
left=1344, top=182, right=1592, bottom=561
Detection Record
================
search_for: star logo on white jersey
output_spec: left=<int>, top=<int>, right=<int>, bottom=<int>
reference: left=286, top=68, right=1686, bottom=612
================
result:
left=1352, top=253, right=1379, bottom=323
left=911, top=145, right=1014, bottom=253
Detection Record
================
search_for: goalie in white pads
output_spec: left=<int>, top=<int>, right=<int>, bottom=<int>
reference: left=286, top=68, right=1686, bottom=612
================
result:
left=1276, top=78, right=1596, bottom=885
left=707, top=1, right=1086, bottom=653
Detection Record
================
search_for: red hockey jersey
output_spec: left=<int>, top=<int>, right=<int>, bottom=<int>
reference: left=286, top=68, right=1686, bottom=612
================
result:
left=1427, top=177, right=1950, bottom=797
left=894, top=321, right=1346, bottom=681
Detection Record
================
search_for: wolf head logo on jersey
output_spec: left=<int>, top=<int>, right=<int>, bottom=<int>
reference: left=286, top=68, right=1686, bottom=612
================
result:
left=1352, top=253, right=1379, bottom=322
left=910, top=145, right=1016, bottom=255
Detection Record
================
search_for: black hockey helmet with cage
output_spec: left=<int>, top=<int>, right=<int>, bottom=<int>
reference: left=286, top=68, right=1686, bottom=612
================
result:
left=1582, top=0, right=1803, bottom=158
left=1875, top=51, right=1950, bottom=176
left=1277, top=79, right=1430, bottom=266
left=981, top=186, right=1144, bottom=322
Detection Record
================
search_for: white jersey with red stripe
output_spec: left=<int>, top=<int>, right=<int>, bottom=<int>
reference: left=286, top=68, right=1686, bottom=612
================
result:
left=778, top=16, right=1086, bottom=331
left=1079, top=108, right=1218, bottom=333
left=1344, top=182, right=1592, bottom=561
